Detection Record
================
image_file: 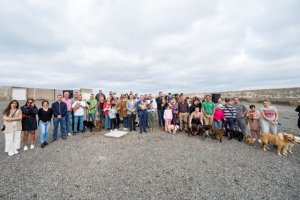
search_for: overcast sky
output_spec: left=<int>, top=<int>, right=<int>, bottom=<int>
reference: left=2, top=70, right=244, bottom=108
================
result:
left=0, top=0, right=299, bottom=95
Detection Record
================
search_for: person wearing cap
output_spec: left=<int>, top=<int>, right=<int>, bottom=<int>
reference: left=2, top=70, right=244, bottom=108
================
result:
left=213, top=98, right=225, bottom=129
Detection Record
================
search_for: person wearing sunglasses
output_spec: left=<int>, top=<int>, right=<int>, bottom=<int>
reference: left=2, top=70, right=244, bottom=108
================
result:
left=21, top=98, right=38, bottom=151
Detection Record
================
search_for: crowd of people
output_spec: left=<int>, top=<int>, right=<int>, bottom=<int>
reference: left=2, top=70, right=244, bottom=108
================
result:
left=2, top=89, right=300, bottom=157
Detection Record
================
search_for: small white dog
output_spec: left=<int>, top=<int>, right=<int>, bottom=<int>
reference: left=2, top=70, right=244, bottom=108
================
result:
left=167, top=125, right=179, bottom=134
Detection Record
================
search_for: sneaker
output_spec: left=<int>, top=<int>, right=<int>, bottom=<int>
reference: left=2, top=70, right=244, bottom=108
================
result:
left=24, top=146, right=28, bottom=151
left=13, top=149, right=19, bottom=154
left=62, top=137, right=67, bottom=140
left=68, top=133, right=72, bottom=136
left=8, top=152, right=14, bottom=156
left=41, top=143, right=45, bottom=148
left=52, top=138, right=57, bottom=142
left=143, top=130, right=147, bottom=133
left=30, top=145, right=34, bottom=150
left=44, top=141, right=48, bottom=146
left=110, top=130, right=113, bottom=132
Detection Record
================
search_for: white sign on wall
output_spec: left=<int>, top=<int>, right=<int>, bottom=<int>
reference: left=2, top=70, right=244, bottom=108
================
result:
left=12, top=88, right=27, bottom=100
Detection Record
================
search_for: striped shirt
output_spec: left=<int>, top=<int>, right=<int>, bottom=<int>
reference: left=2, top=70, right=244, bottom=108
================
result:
left=223, top=104, right=236, bottom=118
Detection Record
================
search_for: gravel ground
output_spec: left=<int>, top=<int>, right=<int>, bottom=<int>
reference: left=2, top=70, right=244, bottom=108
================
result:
left=0, top=101, right=299, bottom=200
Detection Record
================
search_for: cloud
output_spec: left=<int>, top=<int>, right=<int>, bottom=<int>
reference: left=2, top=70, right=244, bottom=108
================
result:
left=0, top=0, right=299, bottom=95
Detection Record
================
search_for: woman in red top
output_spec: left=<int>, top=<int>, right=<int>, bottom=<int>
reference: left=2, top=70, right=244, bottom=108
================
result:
left=103, top=97, right=112, bottom=131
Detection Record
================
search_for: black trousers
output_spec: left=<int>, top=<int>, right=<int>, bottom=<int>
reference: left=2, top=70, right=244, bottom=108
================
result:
left=110, top=118, right=117, bottom=130
left=128, top=113, right=136, bottom=130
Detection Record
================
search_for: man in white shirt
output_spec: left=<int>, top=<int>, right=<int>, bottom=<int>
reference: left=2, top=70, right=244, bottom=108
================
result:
left=72, top=95, right=88, bottom=134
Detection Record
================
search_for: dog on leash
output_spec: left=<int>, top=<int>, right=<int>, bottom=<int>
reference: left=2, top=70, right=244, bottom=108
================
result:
left=210, top=127, right=224, bottom=143
left=83, top=120, right=95, bottom=132
left=226, top=129, right=243, bottom=142
left=167, top=124, right=179, bottom=134
left=259, top=133, right=295, bottom=156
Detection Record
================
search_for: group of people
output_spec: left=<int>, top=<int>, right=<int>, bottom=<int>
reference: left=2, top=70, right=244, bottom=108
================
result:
left=2, top=89, right=300, bottom=157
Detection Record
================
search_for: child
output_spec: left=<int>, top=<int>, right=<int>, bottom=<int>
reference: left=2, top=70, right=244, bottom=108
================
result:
left=109, top=104, right=118, bottom=131
left=164, top=105, right=173, bottom=132
left=246, top=105, right=261, bottom=143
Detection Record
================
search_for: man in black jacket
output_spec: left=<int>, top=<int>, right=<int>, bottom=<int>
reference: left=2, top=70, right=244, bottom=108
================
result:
left=296, top=100, right=300, bottom=130
left=156, top=92, right=165, bottom=129
left=51, top=94, right=67, bottom=141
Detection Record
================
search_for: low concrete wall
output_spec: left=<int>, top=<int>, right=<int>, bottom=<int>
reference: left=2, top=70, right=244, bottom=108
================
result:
left=187, top=87, right=300, bottom=106
left=27, top=88, right=55, bottom=101
left=0, top=86, right=12, bottom=101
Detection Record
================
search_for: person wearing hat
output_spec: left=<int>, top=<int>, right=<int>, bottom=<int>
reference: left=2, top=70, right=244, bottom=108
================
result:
left=213, top=98, right=225, bottom=129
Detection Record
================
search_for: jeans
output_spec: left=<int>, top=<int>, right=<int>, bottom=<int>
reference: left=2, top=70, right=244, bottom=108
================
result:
left=138, top=110, right=147, bottom=131
left=213, top=120, right=222, bottom=129
left=224, top=118, right=235, bottom=130
left=88, top=113, right=96, bottom=121
left=105, top=114, right=111, bottom=129
left=74, top=115, right=84, bottom=133
left=157, top=109, right=165, bottom=127
left=65, top=111, right=71, bottom=134
left=128, top=113, right=136, bottom=130
left=53, top=116, right=66, bottom=139
left=235, top=118, right=247, bottom=135
left=123, top=117, right=129, bottom=128
left=39, top=120, right=50, bottom=143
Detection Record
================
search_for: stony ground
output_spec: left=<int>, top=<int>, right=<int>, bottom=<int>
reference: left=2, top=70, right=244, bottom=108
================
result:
left=0, top=101, right=299, bottom=200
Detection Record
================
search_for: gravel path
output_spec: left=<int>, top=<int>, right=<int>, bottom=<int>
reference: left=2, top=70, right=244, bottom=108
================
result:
left=0, top=101, right=299, bottom=199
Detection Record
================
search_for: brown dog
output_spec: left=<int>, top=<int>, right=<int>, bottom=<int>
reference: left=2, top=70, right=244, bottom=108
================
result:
left=245, top=135, right=255, bottom=145
left=188, top=124, right=200, bottom=136
left=278, top=132, right=297, bottom=154
left=94, top=121, right=102, bottom=131
left=259, top=133, right=295, bottom=156
left=211, top=127, right=224, bottom=143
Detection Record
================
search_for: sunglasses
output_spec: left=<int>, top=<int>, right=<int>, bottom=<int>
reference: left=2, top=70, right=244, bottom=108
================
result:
left=27, top=101, right=33, bottom=104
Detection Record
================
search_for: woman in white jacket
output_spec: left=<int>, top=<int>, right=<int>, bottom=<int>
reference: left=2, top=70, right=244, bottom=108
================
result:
left=2, top=100, right=23, bottom=156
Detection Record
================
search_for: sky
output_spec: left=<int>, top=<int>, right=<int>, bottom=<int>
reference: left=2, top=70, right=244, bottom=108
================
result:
left=0, top=0, right=299, bottom=95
